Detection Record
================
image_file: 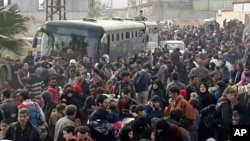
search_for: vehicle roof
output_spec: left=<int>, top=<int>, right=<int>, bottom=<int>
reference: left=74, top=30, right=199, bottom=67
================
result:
left=45, top=20, right=146, bottom=32
left=137, top=21, right=159, bottom=28
left=164, top=40, right=184, bottom=43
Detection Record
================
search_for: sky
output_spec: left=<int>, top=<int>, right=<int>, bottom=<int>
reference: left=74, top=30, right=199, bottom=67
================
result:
left=101, top=0, right=128, bottom=9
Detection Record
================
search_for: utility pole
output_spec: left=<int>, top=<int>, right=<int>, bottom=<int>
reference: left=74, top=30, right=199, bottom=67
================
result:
left=88, top=0, right=95, bottom=18
left=46, top=0, right=66, bottom=21
left=160, top=0, right=163, bottom=21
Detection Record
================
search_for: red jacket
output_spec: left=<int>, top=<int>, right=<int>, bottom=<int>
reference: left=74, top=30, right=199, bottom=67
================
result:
left=156, top=123, right=183, bottom=141
left=166, top=123, right=183, bottom=141
left=47, top=87, right=59, bottom=104
left=71, top=83, right=83, bottom=94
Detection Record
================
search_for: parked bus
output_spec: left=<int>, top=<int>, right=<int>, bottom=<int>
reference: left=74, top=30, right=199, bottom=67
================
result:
left=32, top=18, right=158, bottom=63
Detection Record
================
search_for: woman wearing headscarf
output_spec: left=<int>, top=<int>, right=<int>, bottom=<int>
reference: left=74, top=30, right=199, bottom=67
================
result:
left=148, top=79, right=165, bottom=108
left=118, top=126, right=133, bottom=141
left=197, top=83, right=217, bottom=141
left=198, top=83, right=217, bottom=109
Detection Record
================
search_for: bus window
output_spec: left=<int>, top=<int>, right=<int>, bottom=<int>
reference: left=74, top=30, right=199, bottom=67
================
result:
left=116, top=33, right=120, bottom=41
left=121, top=33, right=124, bottom=40
left=126, top=32, right=130, bottom=39
left=99, top=34, right=108, bottom=56
left=131, top=32, right=134, bottom=38
left=135, top=31, right=138, bottom=38
left=112, top=34, right=114, bottom=41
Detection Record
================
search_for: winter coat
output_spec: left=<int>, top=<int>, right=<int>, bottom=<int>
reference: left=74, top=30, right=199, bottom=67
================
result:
left=5, top=122, right=40, bottom=141
left=41, top=91, right=57, bottom=122
left=88, top=120, right=116, bottom=141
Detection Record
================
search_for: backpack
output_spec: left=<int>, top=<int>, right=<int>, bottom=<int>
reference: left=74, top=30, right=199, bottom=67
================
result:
left=200, top=101, right=227, bottom=128
left=134, top=71, right=146, bottom=92
left=0, top=109, right=6, bottom=122
left=20, top=102, right=49, bottom=140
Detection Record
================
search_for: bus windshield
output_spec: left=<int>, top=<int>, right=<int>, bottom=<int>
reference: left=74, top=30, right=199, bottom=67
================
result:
left=41, top=25, right=100, bottom=61
left=165, top=43, right=184, bottom=51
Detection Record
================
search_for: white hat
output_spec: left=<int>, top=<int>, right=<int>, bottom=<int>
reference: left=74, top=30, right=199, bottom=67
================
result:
left=69, top=59, right=76, bottom=64
left=206, top=138, right=216, bottom=141
left=102, top=54, right=109, bottom=63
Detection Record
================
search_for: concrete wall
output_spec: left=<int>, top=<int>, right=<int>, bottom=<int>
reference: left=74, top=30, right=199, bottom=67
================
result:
left=160, top=10, right=216, bottom=20
left=141, top=9, right=217, bottom=21
left=216, top=10, right=250, bottom=27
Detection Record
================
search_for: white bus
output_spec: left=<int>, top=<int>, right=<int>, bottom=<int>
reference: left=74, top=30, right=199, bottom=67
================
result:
left=33, top=18, right=159, bottom=63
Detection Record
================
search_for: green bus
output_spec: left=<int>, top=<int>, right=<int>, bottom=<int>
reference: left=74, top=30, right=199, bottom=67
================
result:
left=33, top=18, right=159, bottom=63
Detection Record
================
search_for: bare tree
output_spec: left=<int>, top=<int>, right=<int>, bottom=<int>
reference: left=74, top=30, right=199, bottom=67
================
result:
left=88, top=0, right=107, bottom=18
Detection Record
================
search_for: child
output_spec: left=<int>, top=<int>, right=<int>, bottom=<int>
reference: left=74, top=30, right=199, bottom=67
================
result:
left=189, top=98, right=201, bottom=141
left=190, top=92, right=199, bottom=100
left=107, top=101, right=122, bottom=136
left=122, top=105, right=137, bottom=127
left=0, top=120, right=9, bottom=139
left=132, top=104, right=149, bottom=141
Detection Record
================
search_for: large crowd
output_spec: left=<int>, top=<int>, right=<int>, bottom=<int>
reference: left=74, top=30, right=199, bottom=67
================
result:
left=0, top=19, right=250, bottom=141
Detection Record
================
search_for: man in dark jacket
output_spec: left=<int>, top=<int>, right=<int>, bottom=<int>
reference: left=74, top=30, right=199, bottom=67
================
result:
left=83, top=84, right=98, bottom=116
left=41, top=91, right=57, bottom=123
left=114, top=71, right=136, bottom=99
left=35, top=61, right=50, bottom=87
left=134, top=63, right=151, bottom=104
left=145, top=95, right=163, bottom=125
left=23, top=50, right=34, bottom=66
left=4, top=108, right=40, bottom=141
left=0, top=89, right=18, bottom=123
left=186, top=75, right=198, bottom=100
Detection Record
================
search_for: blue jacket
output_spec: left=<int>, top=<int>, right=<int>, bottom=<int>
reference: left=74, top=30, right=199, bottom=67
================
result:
left=18, top=99, right=45, bottom=126
left=145, top=104, right=163, bottom=125
left=134, top=71, right=151, bottom=92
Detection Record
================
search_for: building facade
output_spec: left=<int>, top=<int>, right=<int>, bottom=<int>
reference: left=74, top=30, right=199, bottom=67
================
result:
left=128, top=0, right=233, bottom=21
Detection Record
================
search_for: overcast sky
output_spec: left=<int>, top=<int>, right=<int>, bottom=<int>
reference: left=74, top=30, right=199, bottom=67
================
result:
left=101, top=0, right=128, bottom=9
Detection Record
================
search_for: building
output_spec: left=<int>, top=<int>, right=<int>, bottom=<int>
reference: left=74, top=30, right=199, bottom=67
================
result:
left=127, top=0, right=233, bottom=21
left=216, top=0, right=250, bottom=28
left=233, top=0, right=250, bottom=11
left=101, top=0, right=128, bottom=9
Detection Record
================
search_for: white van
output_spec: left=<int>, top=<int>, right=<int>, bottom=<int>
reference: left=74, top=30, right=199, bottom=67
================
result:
left=163, top=40, right=185, bottom=54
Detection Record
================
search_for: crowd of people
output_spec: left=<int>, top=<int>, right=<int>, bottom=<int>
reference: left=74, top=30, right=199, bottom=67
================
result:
left=0, top=19, right=250, bottom=141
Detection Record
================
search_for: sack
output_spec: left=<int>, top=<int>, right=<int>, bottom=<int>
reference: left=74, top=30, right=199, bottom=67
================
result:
left=134, top=71, right=145, bottom=92
left=200, top=101, right=226, bottom=128
left=232, top=110, right=240, bottom=125
left=36, top=121, right=49, bottom=139
left=193, top=67, right=208, bottom=82
left=163, top=69, right=169, bottom=86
